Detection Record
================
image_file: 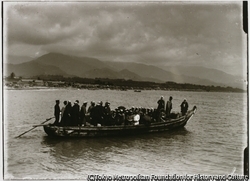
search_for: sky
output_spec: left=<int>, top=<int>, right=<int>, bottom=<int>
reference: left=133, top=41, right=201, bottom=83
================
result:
left=3, top=1, right=247, bottom=77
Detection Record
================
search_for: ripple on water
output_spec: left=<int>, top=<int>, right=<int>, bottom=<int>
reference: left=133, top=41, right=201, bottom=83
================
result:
left=4, top=90, right=247, bottom=178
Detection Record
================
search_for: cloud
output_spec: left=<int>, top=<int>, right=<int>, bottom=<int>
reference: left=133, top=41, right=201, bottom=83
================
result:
left=3, top=2, right=246, bottom=76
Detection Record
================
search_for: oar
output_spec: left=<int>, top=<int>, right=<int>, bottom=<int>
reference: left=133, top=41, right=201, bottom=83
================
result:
left=15, top=117, right=55, bottom=138
left=32, top=124, right=48, bottom=127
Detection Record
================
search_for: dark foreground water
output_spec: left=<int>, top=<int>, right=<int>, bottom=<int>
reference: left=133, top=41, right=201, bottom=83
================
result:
left=3, top=89, right=247, bottom=179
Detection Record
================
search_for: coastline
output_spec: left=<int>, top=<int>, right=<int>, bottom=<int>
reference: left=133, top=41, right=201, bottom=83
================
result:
left=4, top=86, right=246, bottom=93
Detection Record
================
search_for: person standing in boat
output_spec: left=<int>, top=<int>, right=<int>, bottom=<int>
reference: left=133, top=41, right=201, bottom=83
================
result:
left=80, top=101, right=87, bottom=126
left=53, top=100, right=60, bottom=126
left=96, top=101, right=105, bottom=126
left=88, top=101, right=95, bottom=114
left=157, top=96, right=165, bottom=111
left=180, top=99, right=189, bottom=116
left=60, top=100, right=68, bottom=125
left=90, top=102, right=100, bottom=126
left=71, top=100, right=80, bottom=126
left=166, top=96, right=173, bottom=118
left=88, top=101, right=95, bottom=125
left=63, top=100, right=72, bottom=126
left=103, top=102, right=111, bottom=125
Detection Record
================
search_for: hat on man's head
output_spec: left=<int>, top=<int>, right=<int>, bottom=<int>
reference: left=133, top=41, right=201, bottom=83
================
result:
left=75, top=100, right=79, bottom=104
left=56, top=100, right=60, bottom=103
left=83, top=101, right=87, bottom=104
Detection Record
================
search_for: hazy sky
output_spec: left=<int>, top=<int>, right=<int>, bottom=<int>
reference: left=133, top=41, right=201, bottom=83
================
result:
left=4, top=1, right=247, bottom=76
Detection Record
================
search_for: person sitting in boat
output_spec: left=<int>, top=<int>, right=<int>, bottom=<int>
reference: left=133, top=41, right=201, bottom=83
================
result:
left=71, top=100, right=80, bottom=126
left=124, top=109, right=131, bottom=125
left=180, top=99, right=189, bottom=116
left=111, top=109, right=118, bottom=123
left=131, top=106, right=135, bottom=113
left=117, top=109, right=126, bottom=125
left=60, top=100, right=68, bottom=126
left=166, top=96, right=173, bottom=118
left=133, top=112, right=140, bottom=125
left=150, top=108, right=157, bottom=122
left=147, top=108, right=153, bottom=118
left=80, top=101, right=87, bottom=126
left=140, top=112, right=152, bottom=126
left=53, top=100, right=60, bottom=126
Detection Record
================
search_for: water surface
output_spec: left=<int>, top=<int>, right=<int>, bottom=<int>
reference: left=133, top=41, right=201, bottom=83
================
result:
left=4, top=89, right=247, bottom=179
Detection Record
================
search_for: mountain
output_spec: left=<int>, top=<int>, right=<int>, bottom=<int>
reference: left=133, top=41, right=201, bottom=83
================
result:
left=6, top=55, right=34, bottom=64
left=81, top=68, right=119, bottom=79
left=33, top=52, right=112, bottom=77
left=80, top=67, right=160, bottom=82
left=104, top=61, right=232, bottom=87
left=4, top=61, right=68, bottom=78
left=162, top=66, right=246, bottom=89
left=4, top=52, right=245, bottom=89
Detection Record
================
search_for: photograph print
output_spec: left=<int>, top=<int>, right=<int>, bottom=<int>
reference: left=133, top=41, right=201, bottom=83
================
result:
left=3, top=1, right=248, bottom=180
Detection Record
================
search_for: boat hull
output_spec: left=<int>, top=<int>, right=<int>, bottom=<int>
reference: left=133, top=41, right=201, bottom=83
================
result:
left=44, top=106, right=196, bottom=138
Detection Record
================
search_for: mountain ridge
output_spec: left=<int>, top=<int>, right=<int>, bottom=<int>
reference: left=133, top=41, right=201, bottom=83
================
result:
left=4, top=52, right=246, bottom=89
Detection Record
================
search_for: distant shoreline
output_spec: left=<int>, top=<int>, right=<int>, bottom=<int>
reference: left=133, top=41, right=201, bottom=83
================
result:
left=4, top=86, right=57, bottom=91
left=4, top=86, right=246, bottom=93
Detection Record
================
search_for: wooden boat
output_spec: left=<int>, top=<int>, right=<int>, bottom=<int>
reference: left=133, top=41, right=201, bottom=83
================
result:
left=43, top=106, right=197, bottom=138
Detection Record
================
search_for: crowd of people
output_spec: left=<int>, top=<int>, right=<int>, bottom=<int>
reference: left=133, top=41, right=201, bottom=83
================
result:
left=52, top=96, right=189, bottom=127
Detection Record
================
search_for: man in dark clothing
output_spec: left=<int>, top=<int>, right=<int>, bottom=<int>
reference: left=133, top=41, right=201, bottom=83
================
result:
left=60, top=100, right=68, bottom=126
left=71, top=100, right=80, bottom=126
left=157, top=96, right=165, bottom=111
left=103, top=102, right=111, bottom=125
left=92, top=101, right=104, bottom=126
left=63, top=101, right=72, bottom=126
left=166, top=96, right=173, bottom=118
left=88, top=101, right=95, bottom=125
left=53, top=100, right=60, bottom=125
left=80, top=101, right=87, bottom=126
left=180, top=99, right=189, bottom=116
left=88, top=101, right=95, bottom=114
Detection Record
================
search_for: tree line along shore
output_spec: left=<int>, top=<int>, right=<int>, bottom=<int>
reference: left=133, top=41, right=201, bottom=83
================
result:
left=4, top=73, right=245, bottom=93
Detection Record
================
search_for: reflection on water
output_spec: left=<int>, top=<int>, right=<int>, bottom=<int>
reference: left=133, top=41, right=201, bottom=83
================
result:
left=41, top=127, right=191, bottom=153
left=4, top=89, right=247, bottom=179
left=41, top=128, right=192, bottom=162
left=39, top=128, right=194, bottom=178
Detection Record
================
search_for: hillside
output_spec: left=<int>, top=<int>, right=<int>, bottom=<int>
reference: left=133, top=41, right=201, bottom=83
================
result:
left=105, top=61, right=235, bottom=87
left=4, top=52, right=245, bottom=89
left=162, top=66, right=246, bottom=89
left=4, top=62, right=68, bottom=78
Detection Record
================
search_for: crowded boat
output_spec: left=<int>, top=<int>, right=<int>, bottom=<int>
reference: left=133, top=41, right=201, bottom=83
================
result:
left=52, top=96, right=190, bottom=127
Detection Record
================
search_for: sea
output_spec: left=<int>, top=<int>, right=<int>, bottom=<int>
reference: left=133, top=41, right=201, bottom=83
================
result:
left=3, top=88, right=248, bottom=179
